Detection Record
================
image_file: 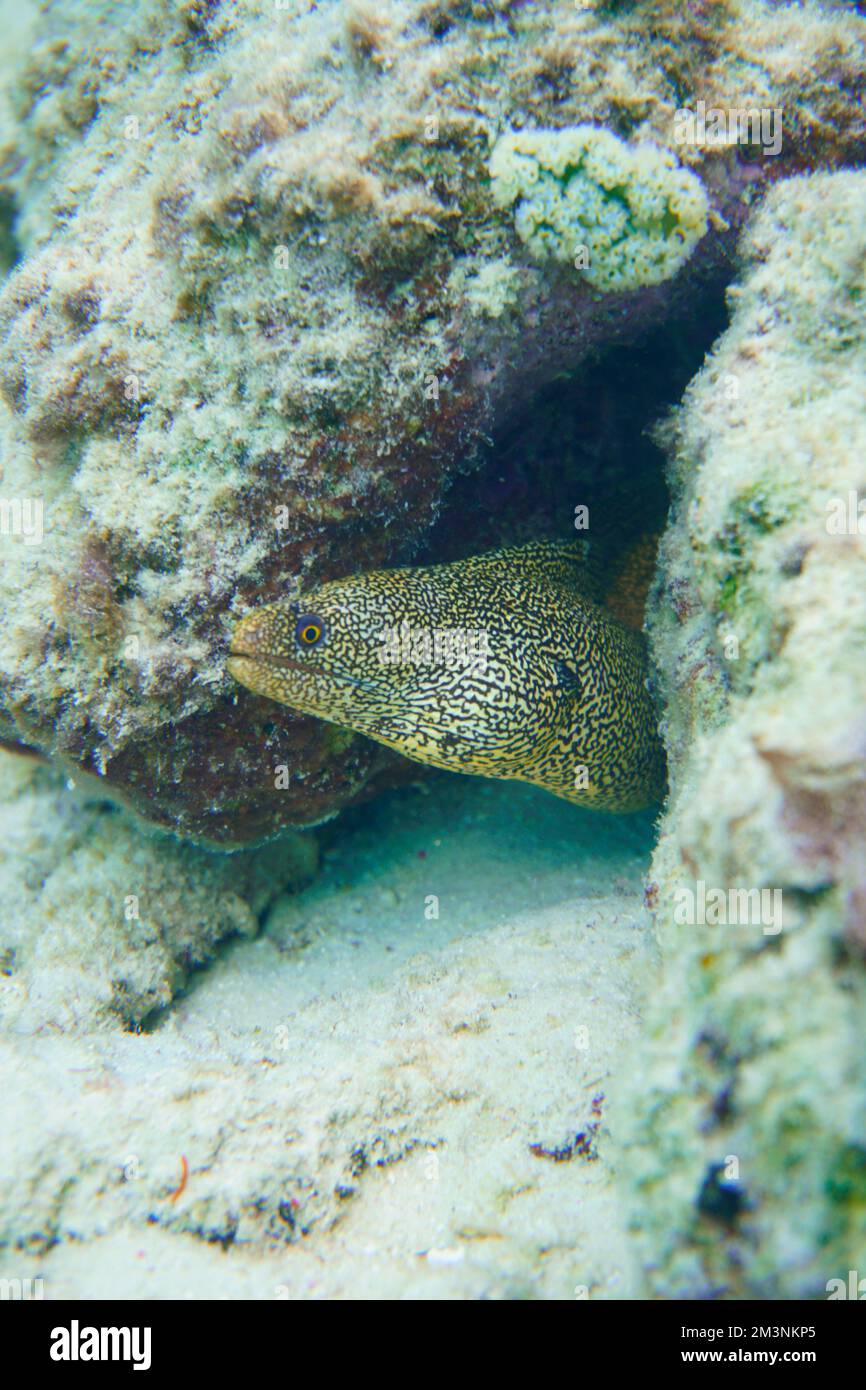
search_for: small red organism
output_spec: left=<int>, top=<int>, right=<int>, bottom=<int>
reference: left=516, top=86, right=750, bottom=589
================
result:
left=168, top=1154, right=189, bottom=1203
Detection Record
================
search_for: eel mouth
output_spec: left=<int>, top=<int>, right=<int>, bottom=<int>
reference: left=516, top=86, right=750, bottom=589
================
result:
left=226, top=647, right=384, bottom=702
left=227, top=610, right=330, bottom=682
left=227, top=610, right=395, bottom=704
left=225, top=652, right=332, bottom=717
left=227, top=648, right=327, bottom=678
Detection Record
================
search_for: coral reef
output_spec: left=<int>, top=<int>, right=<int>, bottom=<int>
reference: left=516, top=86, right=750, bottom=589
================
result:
left=489, top=126, right=709, bottom=290
left=1, top=0, right=865, bottom=1305
left=617, top=169, right=866, bottom=1298
left=0, top=0, right=863, bottom=840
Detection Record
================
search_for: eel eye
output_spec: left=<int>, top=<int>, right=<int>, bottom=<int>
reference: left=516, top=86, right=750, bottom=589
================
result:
left=295, top=614, right=326, bottom=647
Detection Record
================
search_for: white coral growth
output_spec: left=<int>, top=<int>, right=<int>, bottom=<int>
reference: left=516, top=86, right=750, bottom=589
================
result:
left=489, top=125, right=709, bottom=292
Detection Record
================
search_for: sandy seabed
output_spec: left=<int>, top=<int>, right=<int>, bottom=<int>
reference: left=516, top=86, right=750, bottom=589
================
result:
left=0, top=759, right=658, bottom=1300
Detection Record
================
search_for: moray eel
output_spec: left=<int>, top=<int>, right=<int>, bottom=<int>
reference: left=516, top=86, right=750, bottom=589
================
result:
left=227, top=539, right=666, bottom=812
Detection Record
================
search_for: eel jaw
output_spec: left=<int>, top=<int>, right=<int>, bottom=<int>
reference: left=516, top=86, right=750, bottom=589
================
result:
left=225, top=652, right=298, bottom=707
left=226, top=651, right=268, bottom=686
left=226, top=607, right=318, bottom=707
left=226, top=617, right=382, bottom=716
left=226, top=604, right=326, bottom=705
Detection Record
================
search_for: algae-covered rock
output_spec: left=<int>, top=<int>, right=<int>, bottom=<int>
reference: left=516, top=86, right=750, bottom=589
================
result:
left=0, top=750, right=317, bottom=1031
left=0, top=0, right=863, bottom=841
left=617, top=169, right=866, bottom=1298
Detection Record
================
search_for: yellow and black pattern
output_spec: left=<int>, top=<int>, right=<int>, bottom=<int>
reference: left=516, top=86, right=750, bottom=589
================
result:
left=227, top=539, right=666, bottom=813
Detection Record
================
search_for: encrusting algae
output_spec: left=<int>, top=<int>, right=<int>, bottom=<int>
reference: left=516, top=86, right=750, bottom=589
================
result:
left=489, top=126, right=709, bottom=292
left=228, top=540, right=666, bottom=813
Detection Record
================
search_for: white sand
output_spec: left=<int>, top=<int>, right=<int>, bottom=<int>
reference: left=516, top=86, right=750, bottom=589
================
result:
left=0, top=768, right=658, bottom=1299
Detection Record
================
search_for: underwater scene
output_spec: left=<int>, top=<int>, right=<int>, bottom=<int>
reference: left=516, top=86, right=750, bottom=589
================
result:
left=0, top=0, right=865, bottom=1323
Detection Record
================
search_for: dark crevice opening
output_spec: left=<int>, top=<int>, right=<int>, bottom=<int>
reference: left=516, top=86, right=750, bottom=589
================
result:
left=422, top=281, right=731, bottom=569
left=0, top=189, right=22, bottom=275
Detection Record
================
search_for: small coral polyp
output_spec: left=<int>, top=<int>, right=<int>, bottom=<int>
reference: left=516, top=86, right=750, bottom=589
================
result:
left=489, top=125, right=709, bottom=292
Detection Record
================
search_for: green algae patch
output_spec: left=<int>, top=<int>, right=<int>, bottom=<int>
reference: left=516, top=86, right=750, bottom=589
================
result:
left=489, top=125, right=708, bottom=292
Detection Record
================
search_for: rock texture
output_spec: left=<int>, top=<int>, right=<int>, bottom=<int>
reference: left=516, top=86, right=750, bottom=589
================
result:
left=0, top=0, right=863, bottom=841
left=0, top=750, right=317, bottom=1032
left=618, top=169, right=866, bottom=1299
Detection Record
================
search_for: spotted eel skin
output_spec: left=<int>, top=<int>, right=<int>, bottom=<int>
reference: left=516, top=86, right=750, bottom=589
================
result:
left=227, top=539, right=666, bottom=812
